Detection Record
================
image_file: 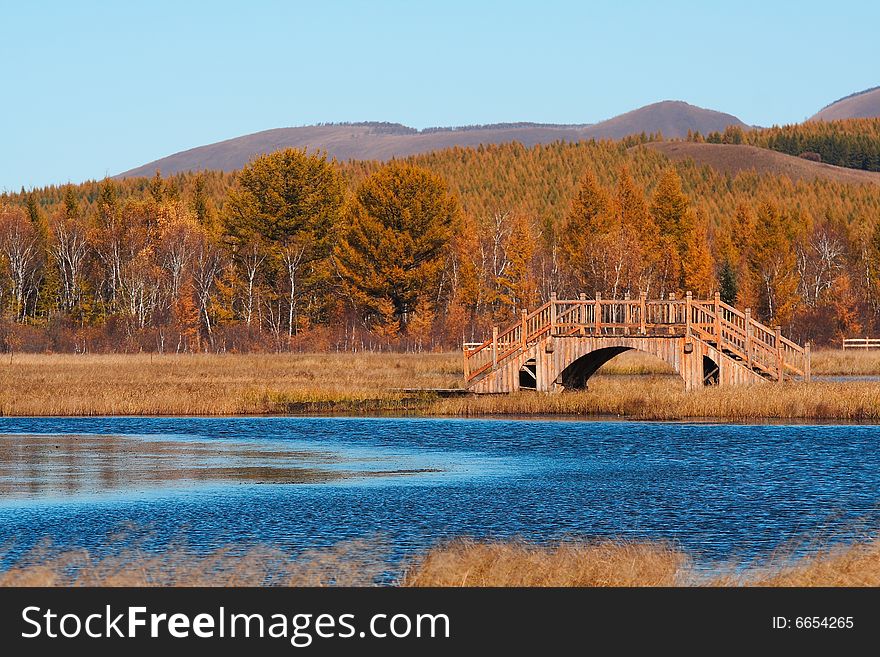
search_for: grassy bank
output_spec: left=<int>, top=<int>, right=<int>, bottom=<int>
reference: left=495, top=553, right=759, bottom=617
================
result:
left=0, top=352, right=459, bottom=416
left=1, top=350, right=880, bottom=419
left=3, top=538, right=879, bottom=587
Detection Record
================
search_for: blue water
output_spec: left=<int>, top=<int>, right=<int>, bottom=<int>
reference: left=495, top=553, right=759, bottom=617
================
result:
left=1, top=416, right=879, bottom=573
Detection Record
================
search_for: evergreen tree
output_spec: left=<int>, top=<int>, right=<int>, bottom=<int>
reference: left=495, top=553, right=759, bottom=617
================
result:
left=718, top=260, right=739, bottom=305
left=334, top=163, right=459, bottom=333
left=225, top=148, right=346, bottom=336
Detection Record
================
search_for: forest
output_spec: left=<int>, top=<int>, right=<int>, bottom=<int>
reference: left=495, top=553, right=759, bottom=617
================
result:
left=2, top=135, right=880, bottom=353
left=695, top=117, right=880, bottom=171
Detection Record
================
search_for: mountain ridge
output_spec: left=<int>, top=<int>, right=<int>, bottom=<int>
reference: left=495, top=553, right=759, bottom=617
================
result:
left=116, top=100, right=748, bottom=178
left=811, top=87, right=880, bottom=121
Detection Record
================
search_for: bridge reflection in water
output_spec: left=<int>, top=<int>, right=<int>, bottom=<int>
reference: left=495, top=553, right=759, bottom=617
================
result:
left=464, top=292, right=810, bottom=393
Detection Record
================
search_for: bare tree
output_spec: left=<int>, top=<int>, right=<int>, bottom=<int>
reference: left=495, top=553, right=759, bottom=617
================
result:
left=282, top=243, right=306, bottom=338
left=191, top=232, right=223, bottom=347
left=796, top=223, right=847, bottom=307
left=237, top=239, right=267, bottom=326
left=0, top=205, right=42, bottom=320
left=48, top=210, right=89, bottom=314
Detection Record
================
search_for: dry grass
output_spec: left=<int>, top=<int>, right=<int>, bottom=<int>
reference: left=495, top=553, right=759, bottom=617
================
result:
left=432, top=377, right=880, bottom=420
left=0, top=538, right=388, bottom=587
left=2, top=350, right=880, bottom=419
left=4, top=537, right=880, bottom=587
left=405, top=539, right=880, bottom=587
left=735, top=541, right=880, bottom=587
left=811, top=348, right=880, bottom=375
left=402, top=540, right=686, bottom=587
left=0, top=352, right=459, bottom=416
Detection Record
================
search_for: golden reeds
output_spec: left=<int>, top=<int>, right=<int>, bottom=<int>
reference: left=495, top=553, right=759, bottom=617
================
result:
left=4, top=537, right=880, bottom=587
left=401, top=540, right=686, bottom=587
left=2, top=350, right=880, bottom=419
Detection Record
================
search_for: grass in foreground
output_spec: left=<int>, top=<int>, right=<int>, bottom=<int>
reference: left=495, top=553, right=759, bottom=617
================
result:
left=2, top=350, right=880, bottom=419
left=3, top=538, right=880, bottom=587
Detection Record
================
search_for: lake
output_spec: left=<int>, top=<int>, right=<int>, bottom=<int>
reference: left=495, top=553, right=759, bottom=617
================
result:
left=1, top=416, right=878, bottom=578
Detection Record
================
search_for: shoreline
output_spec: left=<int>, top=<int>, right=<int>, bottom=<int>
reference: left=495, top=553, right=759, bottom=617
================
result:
left=3, top=411, right=880, bottom=427
left=3, top=351, right=880, bottom=421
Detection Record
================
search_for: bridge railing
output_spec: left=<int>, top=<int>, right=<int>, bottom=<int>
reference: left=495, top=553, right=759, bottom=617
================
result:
left=464, top=292, right=809, bottom=385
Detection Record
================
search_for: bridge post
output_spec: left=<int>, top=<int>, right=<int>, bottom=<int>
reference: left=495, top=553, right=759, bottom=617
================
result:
left=492, top=326, right=498, bottom=369
left=774, top=325, right=783, bottom=382
left=668, top=293, right=676, bottom=334
left=639, top=292, right=647, bottom=335
left=578, top=293, right=586, bottom=335
left=550, top=292, right=557, bottom=336
left=624, top=292, right=631, bottom=335
left=463, top=342, right=470, bottom=382
left=685, top=291, right=692, bottom=337
left=595, top=291, right=602, bottom=335
left=714, top=291, right=722, bottom=345
left=521, top=309, right=528, bottom=348
left=744, top=308, right=753, bottom=370
left=805, top=342, right=811, bottom=383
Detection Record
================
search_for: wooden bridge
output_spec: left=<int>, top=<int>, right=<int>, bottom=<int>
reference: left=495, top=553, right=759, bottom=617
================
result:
left=463, top=292, right=811, bottom=393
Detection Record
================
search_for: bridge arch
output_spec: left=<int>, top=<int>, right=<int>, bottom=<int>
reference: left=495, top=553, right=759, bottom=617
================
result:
left=534, top=336, right=724, bottom=392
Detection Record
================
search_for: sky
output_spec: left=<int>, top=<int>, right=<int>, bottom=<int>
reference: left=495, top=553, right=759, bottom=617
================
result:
left=2, top=0, right=879, bottom=191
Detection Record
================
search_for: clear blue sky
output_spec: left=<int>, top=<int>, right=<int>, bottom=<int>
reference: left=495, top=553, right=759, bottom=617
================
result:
left=2, top=0, right=878, bottom=191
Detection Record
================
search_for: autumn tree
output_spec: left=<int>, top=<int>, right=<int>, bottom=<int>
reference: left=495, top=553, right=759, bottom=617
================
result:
left=650, top=168, right=690, bottom=295
left=612, top=168, right=659, bottom=296
left=680, top=208, right=714, bottom=296
left=744, top=201, right=799, bottom=325
left=225, top=148, right=345, bottom=338
left=334, top=163, right=459, bottom=333
left=558, top=170, right=610, bottom=294
left=495, top=213, right=538, bottom=315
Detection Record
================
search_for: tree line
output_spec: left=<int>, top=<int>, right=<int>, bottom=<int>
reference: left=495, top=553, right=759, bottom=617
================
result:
left=2, top=137, right=880, bottom=352
left=689, top=118, right=880, bottom=172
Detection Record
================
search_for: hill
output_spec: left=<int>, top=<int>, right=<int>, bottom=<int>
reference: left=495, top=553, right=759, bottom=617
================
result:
left=811, top=86, right=880, bottom=121
left=116, top=101, right=747, bottom=178
left=743, top=118, right=880, bottom=171
left=642, top=141, right=880, bottom=184
left=583, top=100, right=747, bottom=141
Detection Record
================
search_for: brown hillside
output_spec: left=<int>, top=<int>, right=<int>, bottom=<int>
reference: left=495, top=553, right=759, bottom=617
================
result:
left=586, top=100, right=746, bottom=140
left=642, top=142, right=880, bottom=184
left=116, top=101, right=747, bottom=178
left=811, top=87, right=880, bottom=121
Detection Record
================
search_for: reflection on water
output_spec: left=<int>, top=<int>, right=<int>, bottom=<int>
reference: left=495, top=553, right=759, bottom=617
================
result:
left=0, top=434, right=441, bottom=498
left=0, top=416, right=878, bottom=571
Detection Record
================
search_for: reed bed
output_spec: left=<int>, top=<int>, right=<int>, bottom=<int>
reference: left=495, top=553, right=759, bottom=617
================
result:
left=402, top=540, right=686, bottom=587
left=431, top=377, right=880, bottom=420
left=2, top=351, right=880, bottom=419
left=404, top=539, right=880, bottom=587
left=810, top=348, right=880, bottom=376
left=3, top=537, right=880, bottom=587
left=0, top=352, right=459, bottom=416
left=0, top=538, right=388, bottom=587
